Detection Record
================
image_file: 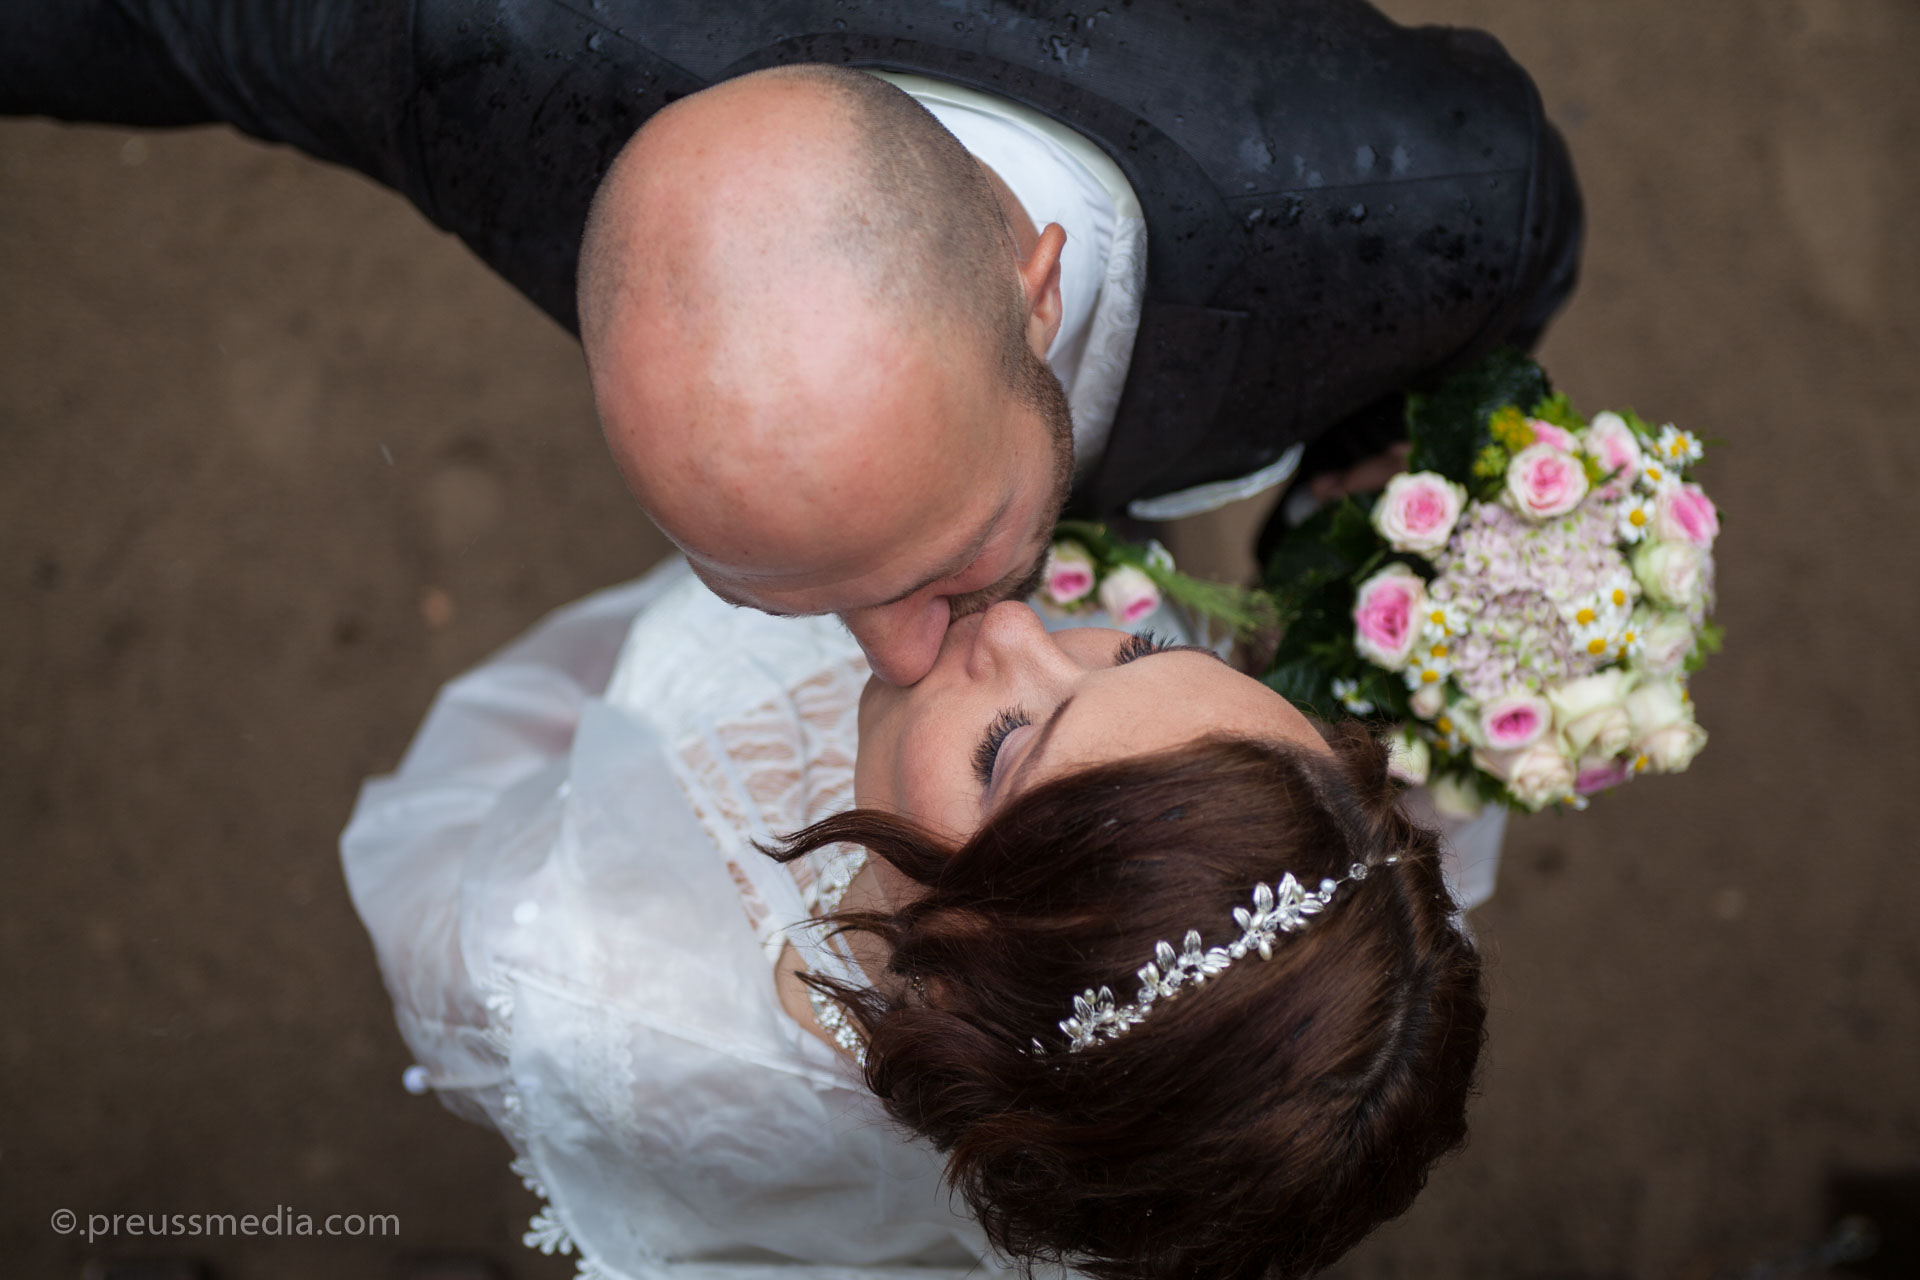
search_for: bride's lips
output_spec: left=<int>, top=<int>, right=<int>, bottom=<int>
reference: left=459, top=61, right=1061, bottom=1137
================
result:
left=858, top=606, right=990, bottom=723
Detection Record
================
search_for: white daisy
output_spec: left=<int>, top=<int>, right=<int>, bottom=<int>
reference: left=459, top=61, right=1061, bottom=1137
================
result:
left=1655, top=424, right=1704, bottom=467
left=1564, top=595, right=1610, bottom=633
left=1430, top=708, right=1467, bottom=753
left=1403, top=650, right=1453, bottom=691
left=1619, top=495, right=1656, bottom=542
left=1419, top=600, right=1472, bottom=637
left=1331, top=677, right=1375, bottom=716
left=1636, top=458, right=1679, bottom=494
left=1600, top=577, right=1637, bottom=613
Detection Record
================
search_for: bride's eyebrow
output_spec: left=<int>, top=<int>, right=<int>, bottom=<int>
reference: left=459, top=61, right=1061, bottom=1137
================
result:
left=1003, top=648, right=1224, bottom=798
left=1002, top=695, right=1077, bottom=802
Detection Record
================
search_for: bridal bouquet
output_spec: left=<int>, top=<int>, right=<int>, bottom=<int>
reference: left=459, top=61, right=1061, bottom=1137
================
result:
left=1260, top=351, right=1723, bottom=813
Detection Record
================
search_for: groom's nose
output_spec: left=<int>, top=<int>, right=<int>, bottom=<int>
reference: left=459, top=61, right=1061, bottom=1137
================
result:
left=842, top=594, right=953, bottom=686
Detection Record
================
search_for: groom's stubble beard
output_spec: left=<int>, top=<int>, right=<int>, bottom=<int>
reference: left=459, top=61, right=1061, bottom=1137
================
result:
left=943, top=343, right=1075, bottom=621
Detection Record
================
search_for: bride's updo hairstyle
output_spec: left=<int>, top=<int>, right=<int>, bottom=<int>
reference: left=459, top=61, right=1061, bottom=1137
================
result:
left=768, top=723, right=1484, bottom=1280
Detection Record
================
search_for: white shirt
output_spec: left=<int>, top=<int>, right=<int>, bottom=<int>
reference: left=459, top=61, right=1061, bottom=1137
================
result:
left=878, top=74, right=1303, bottom=519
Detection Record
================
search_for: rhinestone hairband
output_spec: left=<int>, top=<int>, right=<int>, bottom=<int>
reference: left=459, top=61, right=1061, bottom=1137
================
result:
left=1050, top=857, right=1400, bottom=1054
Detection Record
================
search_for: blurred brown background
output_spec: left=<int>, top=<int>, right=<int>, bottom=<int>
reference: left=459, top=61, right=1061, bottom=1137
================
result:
left=3, top=1, right=1916, bottom=1277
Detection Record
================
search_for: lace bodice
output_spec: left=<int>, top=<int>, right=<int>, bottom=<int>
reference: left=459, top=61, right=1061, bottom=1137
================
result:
left=341, top=561, right=996, bottom=1280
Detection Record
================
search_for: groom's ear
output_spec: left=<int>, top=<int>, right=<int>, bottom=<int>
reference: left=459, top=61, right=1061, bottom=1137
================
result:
left=1017, top=223, right=1067, bottom=358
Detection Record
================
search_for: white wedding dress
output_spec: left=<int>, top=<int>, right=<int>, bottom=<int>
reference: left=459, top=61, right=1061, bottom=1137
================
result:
left=341, top=558, right=1504, bottom=1280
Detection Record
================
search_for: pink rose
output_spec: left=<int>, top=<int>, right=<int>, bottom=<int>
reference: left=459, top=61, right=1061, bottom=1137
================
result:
left=1504, top=443, right=1590, bottom=520
left=1653, top=483, right=1719, bottom=549
left=1098, top=565, right=1162, bottom=626
left=1041, top=540, right=1096, bottom=606
left=1574, top=756, right=1632, bottom=796
left=1527, top=419, right=1581, bottom=453
left=1582, top=411, right=1643, bottom=495
left=1371, top=472, right=1468, bottom=555
left=1477, top=691, right=1552, bottom=750
left=1351, top=564, right=1427, bottom=669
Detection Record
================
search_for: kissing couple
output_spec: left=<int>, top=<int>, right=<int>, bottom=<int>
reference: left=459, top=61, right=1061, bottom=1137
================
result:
left=5, top=2, right=1580, bottom=1274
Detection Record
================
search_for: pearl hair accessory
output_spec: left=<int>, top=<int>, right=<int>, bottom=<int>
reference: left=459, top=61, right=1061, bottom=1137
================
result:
left=1049, top=857, right=1400, bottom=1054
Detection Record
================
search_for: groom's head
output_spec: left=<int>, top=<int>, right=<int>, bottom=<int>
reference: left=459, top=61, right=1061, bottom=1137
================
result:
left=579, top=65, right=1073, bottom=686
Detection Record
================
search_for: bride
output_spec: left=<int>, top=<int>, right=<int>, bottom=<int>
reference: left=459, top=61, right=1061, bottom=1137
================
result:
left=342, top=557, right=1485, bottom=1280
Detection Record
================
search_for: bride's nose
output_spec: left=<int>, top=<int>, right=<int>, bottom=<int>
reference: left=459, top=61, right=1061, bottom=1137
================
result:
left=966, top=601, right=1077, bottom=682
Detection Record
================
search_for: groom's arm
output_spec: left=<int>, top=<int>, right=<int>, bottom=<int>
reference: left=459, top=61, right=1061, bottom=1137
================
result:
left=0, top=0, right=422, bottom=191
left=1, top=0, right=704, bottom=335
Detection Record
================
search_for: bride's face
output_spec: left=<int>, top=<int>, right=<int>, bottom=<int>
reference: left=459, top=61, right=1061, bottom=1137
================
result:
left=855, top=602, right=1328, bottom=842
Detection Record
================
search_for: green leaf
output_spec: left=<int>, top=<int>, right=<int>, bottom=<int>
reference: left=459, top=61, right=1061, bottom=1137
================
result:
left=1406, top=347, right=1553, bottom=483
left=1262, top=659, right=1337, bottom=720
left=1528, top=390, right=1585, bottom=431
left=1619, top=408, right=1660, bottom=440
left=1325, top=497, right=1381, bottom=564
left=1684, top=619, right=1726, bottom=673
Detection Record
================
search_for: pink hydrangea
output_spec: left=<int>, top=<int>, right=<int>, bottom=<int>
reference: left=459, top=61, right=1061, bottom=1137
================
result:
left=1428, top=500, right=1628, bottom=701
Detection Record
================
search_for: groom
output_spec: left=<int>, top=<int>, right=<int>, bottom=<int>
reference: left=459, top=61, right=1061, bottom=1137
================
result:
left=2, top=0, right=1581, bottom=684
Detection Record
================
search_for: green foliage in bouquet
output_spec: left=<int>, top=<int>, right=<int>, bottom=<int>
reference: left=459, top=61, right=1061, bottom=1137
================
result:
left=1403, top=346, right=1553, bottom=492
left=1259, top=498, right=1407, bottom=722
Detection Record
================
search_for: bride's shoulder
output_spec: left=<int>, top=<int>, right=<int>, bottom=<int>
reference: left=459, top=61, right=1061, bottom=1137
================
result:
left=602, top=559, right=865, bottom=736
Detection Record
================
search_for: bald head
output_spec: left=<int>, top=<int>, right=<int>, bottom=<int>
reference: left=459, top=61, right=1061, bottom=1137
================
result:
left=576, top=63, right=1074, bottom=684
left=580, top=65, right=1024, bottom=371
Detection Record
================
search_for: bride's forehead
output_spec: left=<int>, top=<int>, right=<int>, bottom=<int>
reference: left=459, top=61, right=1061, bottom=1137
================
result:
left=1033, top=655, right=1291, bottom=770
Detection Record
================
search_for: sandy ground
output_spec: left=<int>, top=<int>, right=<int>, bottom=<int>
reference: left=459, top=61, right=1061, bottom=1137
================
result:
left=3, top=2, right=1917, bottom=1277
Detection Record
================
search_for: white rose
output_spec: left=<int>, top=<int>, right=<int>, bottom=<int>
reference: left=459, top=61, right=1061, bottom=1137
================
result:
left=1474, top=741, right=1577, bottom=811
left=1385, top=727, right=1431, bottom=786
left=1098, top=565, right=1163, bottom=626
left=1548, top=670, right=1637, bottom=759
left=1625, top=678, right=1690, bottom=737
left=1632, top=609, right=1696, bottom=677
left=1409, top=681, right=1446, bottom=720
left=1429, top=772, right=1485, bottom=820
left=1625, top=678, right=1707, bottom=772
left=1639, top=719, right=1708, bottom=773
left=1632, top=540, right=1706, bottom=610
left=1547, top=670, right=1634, bottom=722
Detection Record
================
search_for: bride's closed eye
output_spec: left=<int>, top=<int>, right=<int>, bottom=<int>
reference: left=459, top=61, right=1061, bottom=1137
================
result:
left=972, top=707, right=1032, bottom=789
left=970, top=632, right=1198, bottom=792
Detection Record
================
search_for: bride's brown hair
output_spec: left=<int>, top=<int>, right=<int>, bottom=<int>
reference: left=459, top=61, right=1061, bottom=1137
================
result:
left=767, top=724, right=1485, bottom=1280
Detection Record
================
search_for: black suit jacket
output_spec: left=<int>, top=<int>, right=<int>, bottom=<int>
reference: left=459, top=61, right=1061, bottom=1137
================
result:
left=3, top=0, right=1581, bottom=516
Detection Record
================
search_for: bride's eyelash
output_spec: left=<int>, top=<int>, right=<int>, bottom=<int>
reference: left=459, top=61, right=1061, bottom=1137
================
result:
left=1116, top=631, right=1175, bottom=663
left=973, top=707, right=1031, bottom=790
left=972, top=634, right=1180, bottom=792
